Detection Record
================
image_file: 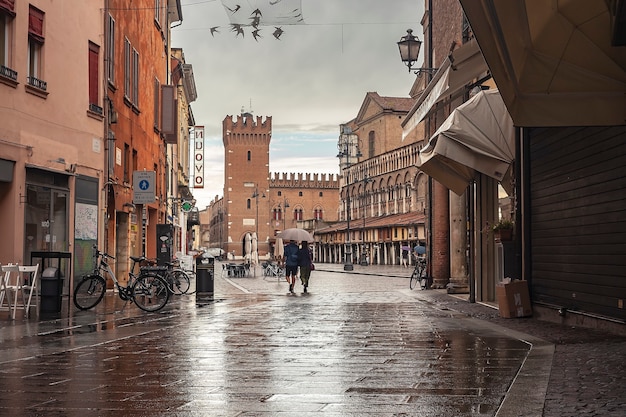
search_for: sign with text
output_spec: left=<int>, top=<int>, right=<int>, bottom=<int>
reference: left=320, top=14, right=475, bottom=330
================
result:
left=194, top=126, right=205, bottom=188
left=133, top=170, right=156, bottom=204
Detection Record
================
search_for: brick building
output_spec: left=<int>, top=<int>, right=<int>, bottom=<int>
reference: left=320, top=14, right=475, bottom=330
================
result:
left=105, top=0, right=185, bottom=283
left=315, top=92, right=426, bottom=266
left=210, top=113, right=339, bottom=261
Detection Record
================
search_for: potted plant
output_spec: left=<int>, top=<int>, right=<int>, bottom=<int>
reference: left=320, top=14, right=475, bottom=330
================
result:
left=493, top=219, right=514, bottom=241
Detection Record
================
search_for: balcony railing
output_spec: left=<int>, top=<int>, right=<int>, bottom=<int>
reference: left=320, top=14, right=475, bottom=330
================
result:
left=27, top=76, right=47, bottom=91
left=0, top=65, right=18, bottom=81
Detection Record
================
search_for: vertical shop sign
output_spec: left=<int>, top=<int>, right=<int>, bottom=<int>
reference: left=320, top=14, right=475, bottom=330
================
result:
left=194, top=126, right=205, bottom=188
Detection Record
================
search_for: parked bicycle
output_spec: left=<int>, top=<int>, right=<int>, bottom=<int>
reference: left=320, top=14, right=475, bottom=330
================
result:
left=140, top=258, right=192, bottom=295
left=409, top=255, right=429, bottom=290
left=262, top=261, right=285, bottom=280
left=73, top=246, right=170, bottom=312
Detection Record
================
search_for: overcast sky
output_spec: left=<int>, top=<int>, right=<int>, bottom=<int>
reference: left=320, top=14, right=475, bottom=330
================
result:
left=172, top=0, right=424, bottom=207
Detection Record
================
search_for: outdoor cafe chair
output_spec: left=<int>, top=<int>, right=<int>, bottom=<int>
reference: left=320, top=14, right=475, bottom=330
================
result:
left=0, top=264, right=39, bottom=319
left=1, top=264, right=19, bottom=316
left=19, top=264, right=40, bottom=318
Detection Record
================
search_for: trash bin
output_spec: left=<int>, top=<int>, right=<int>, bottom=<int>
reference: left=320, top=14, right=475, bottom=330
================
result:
left=196, top=256, right=214, bottom=294
left=40, top=267, right=64, bottom=313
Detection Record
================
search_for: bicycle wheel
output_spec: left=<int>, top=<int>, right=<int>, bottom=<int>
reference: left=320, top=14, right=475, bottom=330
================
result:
left=409, top=267, right=420, bottom=290
left=74, top=274, right=107, bottom=310
left=419, top=265, right=428, bottom=289
left=132, top=273, right=170, bottom=312
left=167, top=269, right=191, bottom=295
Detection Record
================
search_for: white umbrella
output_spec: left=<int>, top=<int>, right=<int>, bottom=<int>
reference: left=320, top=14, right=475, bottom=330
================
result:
left=251, top=232, right=258, bottom=276
left=280, top=228, right=314, bottom=242
left=244, top=233, right=252, bottom=263
left=275, top=237, right=284, bottom=260
left=251, top=232, right=258, bottom=262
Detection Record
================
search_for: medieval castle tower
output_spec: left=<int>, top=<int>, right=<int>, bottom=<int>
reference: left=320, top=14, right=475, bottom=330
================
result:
left=221, top=113, right=338, bottom=259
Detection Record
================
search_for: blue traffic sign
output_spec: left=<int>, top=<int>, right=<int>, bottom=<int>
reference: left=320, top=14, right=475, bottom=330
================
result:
left=133, top=171, right=156, bottom=204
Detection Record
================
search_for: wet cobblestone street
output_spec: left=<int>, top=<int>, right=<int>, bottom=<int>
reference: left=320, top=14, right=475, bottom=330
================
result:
left=1, top=262, right=623, bottom=416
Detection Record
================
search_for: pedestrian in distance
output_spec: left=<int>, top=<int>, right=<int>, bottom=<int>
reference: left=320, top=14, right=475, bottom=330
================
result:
left=284, top=239, right=299, bottom=294
left=401, top=246, right=409, bottom=268
left=298, top=240, right=313, bottom=293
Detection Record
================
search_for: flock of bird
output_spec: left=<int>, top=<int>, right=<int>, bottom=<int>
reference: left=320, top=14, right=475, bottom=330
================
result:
left=210, top=5, right=304, bottom=41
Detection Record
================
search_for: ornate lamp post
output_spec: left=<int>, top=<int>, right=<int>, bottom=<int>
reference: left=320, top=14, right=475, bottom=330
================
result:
left=337, top=125, right=362, bottom=271
left=278, top=197, right=290, bottom=230
left=397, top=29, right=438, bottom=75
left=360, top=175, right=373, bottom=265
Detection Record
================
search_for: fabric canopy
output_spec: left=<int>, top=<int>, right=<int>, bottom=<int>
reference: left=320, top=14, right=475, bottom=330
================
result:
left=459, top=0, right=626, bottom=127
left=417, top=89, right=514, bottom=195
left=402, top=39, right=489, bottom=140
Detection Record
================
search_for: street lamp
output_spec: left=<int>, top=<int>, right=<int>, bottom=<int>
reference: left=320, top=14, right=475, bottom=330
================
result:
left=360, top=175, right=373, bottom=266
left=397, top=29, right=438, bottom=75
left=277, top=197, right=289, bottom=230
left=337, top=124, right=362, bottom=271
left=251, top=187, right=265, bottom=276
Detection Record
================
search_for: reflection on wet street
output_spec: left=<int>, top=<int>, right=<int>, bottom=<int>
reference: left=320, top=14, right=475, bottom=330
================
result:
left=0, top=274, right=529, bottom=416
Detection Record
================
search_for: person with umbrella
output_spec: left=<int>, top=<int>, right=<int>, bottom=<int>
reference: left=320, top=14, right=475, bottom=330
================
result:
left=401, top=244, right=410, bottom=268
left=297, top=241, right=313, bottom=293
left=284, top=239, right=299, bottom=294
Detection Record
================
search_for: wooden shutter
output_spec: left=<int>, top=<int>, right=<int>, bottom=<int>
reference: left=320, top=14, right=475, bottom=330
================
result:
left=28, top=6, right=44, bottom=43
left=88, top=42, right=99, bottom=105
left=0, top=0, right=15, bottom=16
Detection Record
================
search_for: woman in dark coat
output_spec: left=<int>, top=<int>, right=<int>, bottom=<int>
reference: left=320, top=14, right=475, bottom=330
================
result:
left=297, top=241, right=313, bottom=293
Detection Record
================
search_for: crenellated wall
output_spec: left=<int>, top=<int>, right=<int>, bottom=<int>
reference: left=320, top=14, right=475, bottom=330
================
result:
left=222, top=114, right=272, bottom=147
left=269, top=172, right=339, bottom=189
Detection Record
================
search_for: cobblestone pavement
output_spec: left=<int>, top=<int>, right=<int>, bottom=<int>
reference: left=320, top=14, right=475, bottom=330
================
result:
left=0, top=261, right=624, bottom=416
left=310, top=263, right=626, bottom=417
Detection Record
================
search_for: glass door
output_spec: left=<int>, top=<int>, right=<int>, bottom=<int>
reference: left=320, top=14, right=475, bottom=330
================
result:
left=24, top=184, right=69, bottom=261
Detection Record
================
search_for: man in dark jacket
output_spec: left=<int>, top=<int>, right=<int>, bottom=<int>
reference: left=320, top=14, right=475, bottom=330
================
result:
left=284, top=240, right=299, bottom=294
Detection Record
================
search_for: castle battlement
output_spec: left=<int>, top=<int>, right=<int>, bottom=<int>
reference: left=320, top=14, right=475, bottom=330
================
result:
left=223, top=114, right=272, bottom=146
left=223, top=114, right=272, bottom=133
left=269, top=172, right=339, bottom=189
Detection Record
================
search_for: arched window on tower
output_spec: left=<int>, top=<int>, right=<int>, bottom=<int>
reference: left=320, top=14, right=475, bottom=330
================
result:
left=294, top=208, right=303, bottom=221
left=247, top=199, right=251, bottom=209
left=247, top=150, right=251, bottom=161
left=314, top=208, right=323, bottom=220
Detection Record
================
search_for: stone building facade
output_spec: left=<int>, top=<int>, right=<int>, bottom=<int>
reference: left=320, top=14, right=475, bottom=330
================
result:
left=315, top=93, right=427, bottom=266
left=211, top=113, right=339, bottom=261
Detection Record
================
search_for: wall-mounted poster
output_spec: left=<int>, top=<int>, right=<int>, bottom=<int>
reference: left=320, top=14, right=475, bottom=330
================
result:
left=75, top=202, right=98, bottom=240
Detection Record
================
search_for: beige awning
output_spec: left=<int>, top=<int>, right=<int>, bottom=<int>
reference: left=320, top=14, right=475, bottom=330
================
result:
left=402, top=39, right=489, bottom=140
left=417, top=89, right=514, bottom=195
left=459, top=0, right=626, bottom=126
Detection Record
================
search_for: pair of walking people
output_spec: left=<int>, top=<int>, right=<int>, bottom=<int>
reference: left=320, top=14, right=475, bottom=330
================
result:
left=284, top=240, right=313, bottom=294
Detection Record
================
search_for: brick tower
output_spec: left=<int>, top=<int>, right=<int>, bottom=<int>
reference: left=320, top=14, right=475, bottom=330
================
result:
left=222, top=113, right=271, bottom=259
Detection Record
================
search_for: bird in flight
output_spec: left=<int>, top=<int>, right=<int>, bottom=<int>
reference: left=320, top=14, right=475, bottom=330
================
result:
left=231, top=24, right=244, bottom=37
left=225, top=4, right=241, bottom=14
left=273, top=27, right=284, bottom=40
left=252, top=29, right=262, bottom=41
left=210, top=26, right=220, bottom=37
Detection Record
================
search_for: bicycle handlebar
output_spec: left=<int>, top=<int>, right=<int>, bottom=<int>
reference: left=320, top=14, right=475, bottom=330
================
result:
left=93, top=245, right=115, bottom=260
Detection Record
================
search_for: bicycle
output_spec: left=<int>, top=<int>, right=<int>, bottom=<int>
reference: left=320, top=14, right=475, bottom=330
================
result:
left=409, top=256, right=428, bottom=290
left=262, top=261, right=285, bottom=281
left=73, top=246, right=170, bottom=312
left=141, top=259, right=192, bottom=295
